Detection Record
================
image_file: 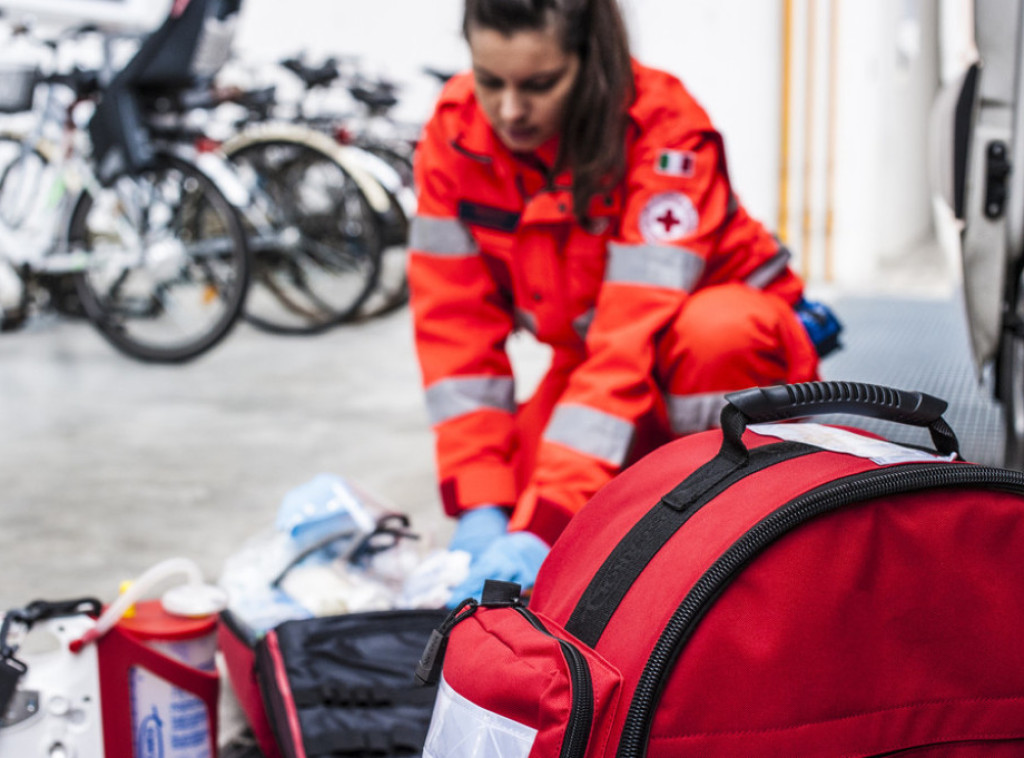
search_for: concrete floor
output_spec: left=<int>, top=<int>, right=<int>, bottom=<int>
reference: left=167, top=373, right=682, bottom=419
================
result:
left=0, top=306, right=448, bottom=612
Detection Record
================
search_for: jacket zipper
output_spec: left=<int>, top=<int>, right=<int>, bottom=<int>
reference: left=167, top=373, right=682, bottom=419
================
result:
left=616, top=463, right=1024, bottom=758
left=513, top=604, right=595, bottom=758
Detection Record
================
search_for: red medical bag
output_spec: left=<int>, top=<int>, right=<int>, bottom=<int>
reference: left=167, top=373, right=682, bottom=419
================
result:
left=419, top=382, right=1024, bottom=757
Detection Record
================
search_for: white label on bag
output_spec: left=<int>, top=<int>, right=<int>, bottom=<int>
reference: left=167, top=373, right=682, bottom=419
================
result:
left=748, top=422, right=958, bottom=466
left=423, top=676, right=538, bottom=758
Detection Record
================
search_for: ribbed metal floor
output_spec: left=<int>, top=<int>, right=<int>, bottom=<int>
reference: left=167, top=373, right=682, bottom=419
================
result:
left=816, top=294, right=1004, bottom=467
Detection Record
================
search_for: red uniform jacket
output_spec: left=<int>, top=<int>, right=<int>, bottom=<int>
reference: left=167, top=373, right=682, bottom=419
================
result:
left=409, top=61, right=807, bottom=544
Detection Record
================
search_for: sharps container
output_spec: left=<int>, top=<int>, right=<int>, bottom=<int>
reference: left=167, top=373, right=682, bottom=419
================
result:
left=121, top=598, right=218, bottom=758
left=93, top=589, right=222, bottom=758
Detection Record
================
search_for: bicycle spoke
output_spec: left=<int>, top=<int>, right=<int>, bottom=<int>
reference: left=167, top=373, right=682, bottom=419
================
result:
left=72, top=153, right=249, bottom=362
left=224, top=136, right=381, bottom=334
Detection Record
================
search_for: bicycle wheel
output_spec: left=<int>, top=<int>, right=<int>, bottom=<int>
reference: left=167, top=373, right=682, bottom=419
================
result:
left=351, top=141, right=413, bottom=320
left=69, top=152, right=250, bottom=363
left=999, top=258, right=1024, bottom=470
left=224, top=136, right=382, bottom=334
left=0, top=135, right=61, bottom=246
left=0, top=136, right=90, bottom=319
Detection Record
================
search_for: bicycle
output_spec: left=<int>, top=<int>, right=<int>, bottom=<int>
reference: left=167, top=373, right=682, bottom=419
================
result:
left=146, top=85, right=389, bottom=335
left=930, top=0, right=1024, bottom=468
left=275, top=54, right=422, bottom=317
left=0, top=3, right=251, bottom=363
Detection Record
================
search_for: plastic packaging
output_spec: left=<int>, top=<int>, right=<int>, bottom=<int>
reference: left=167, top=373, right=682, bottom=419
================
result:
left=220, top=473, right=390, bottom=635
left=219, top=474, right=471, bottom=636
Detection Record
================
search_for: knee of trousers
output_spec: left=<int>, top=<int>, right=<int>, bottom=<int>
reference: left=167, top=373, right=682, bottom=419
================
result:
left=656, top=283, right=812, bottom=395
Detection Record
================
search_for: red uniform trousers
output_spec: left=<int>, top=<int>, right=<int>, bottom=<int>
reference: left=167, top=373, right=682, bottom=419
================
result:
left=512, top=283, right=819, bottom=494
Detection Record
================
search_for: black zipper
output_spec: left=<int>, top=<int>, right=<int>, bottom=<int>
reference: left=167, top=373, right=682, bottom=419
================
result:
left=616, top=463, right=1024, bottom=758
left=415, top=594, right=596, bottom=758
left=415, top=598, right=480, bottom=687
left=513, top=604, right=595, bottom=758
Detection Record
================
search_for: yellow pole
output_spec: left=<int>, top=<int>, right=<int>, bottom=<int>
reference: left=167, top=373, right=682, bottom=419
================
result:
left=778, top=0, right=794, bottom=244
left=800, top=0, right=816, bottom=279
left=823, top=0, right=839, bottom=282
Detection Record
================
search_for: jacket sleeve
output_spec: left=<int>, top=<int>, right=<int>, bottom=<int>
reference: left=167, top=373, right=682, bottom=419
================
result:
left=510, top=108, right=739, bottom=543
left=407, top=114, right=518, bottom=517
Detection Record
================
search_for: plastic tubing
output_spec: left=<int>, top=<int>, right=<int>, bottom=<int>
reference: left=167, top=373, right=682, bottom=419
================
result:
left=69, top=557, right=205, bottom=652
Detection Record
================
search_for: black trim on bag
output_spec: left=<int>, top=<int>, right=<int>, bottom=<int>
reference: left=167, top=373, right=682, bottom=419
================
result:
left=565, top=441, right=819, bottom=647
left=256, top=628, right=296, bottom=756
left=305, top=724, right=427, bottom=756
left=513, top=605, right=595, bottom=758
left=615, top=462, right=1024, bottom=758
left=291, top=682, right=438, bottom=708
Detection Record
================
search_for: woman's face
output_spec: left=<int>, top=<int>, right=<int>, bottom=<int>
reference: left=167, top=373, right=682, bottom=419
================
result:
left=467, top=22, right=580, bottom=153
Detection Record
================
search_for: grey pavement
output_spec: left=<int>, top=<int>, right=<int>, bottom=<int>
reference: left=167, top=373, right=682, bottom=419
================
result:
left=0, top=306, right=448, bottom=612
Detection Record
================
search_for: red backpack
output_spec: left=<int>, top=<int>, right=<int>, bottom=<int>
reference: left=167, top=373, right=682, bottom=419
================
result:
left=417, top=382, right=1024, bottom=757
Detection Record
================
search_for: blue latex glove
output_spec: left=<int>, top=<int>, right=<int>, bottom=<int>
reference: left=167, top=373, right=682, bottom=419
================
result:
left=448, top=505, right=509, bottom=563
left=794, top=298, right=843, bottom=358
left=446, top=531, right=550, bottom=607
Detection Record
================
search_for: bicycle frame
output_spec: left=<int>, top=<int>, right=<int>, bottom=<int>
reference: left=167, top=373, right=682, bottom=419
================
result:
left=0, top=74, right=98, bottom=270
left=0, top=85, right=258, bottom=278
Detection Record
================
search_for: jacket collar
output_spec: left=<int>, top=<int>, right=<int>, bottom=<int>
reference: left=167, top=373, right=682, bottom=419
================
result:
left=449, top=89, right=622, bottom=223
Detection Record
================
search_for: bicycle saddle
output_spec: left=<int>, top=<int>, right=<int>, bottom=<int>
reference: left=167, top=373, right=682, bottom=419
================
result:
left=280, top=56, right=340, bottom=89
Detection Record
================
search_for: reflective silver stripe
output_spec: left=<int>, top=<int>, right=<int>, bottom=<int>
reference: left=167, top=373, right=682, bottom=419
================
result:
left=572, top=308, right=595, bottom=342
left=409, top=216, right=478, bottom=256
left=514, top=307, right=538, bottom=335
left=745, top=245, right=792, bottom=289
left=665, top=391, right=728, bottom=435
left=606, top=242, right=705, bottom=292
left=424, top=676, right=537, bottom=758
left=543, top=403, right=634, bottom=466
left=425, top=376, right=515, bottom=425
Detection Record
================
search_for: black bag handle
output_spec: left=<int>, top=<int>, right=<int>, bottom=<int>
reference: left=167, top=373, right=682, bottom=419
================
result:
left=720, top=381, right=960, bottom=461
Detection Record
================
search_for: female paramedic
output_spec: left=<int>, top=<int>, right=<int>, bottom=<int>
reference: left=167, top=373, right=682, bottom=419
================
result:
left=408, top=0, right=837, bottom=601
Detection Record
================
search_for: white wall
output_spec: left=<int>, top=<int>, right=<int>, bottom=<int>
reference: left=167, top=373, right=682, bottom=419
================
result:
left=232, top=0, right=468, bottom=123
left=622, top=0, right=783, bottom=231
left=830, top=0, right=939, bottom=287
left=231, top=0, right=943, bottom=290
left=232, top=0, right=782, bottom=222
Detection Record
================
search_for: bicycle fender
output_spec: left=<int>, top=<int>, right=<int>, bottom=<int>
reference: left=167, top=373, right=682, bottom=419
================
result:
left=165, top=142, right=252, bottom=209
left=219, top=122, right=394, bottom=215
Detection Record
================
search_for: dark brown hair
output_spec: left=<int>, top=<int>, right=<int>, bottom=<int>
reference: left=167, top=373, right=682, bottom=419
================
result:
left=463, top=0, right=635, bottom=221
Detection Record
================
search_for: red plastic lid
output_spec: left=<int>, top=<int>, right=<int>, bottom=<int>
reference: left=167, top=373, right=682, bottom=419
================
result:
left=112, top=599, right=216, bottom=642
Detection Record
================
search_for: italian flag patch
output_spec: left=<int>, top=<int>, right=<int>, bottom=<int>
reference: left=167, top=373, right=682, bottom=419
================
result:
left=655, top=149, right=696, bottom=177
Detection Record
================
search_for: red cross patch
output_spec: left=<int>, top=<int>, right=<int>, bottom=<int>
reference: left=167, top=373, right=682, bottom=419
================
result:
left=638, top=192, right=699, bottom=243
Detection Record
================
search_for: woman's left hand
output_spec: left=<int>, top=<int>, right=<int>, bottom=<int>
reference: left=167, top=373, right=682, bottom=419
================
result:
left=446, top=531, right=550, bottom=606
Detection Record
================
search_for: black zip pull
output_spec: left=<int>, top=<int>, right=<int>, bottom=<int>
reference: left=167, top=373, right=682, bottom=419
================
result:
left=0, top=654, right=27, bottom=722
left=415, top=597, right=479, bottom=686
left=481, top=580, right=523, bottom=607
